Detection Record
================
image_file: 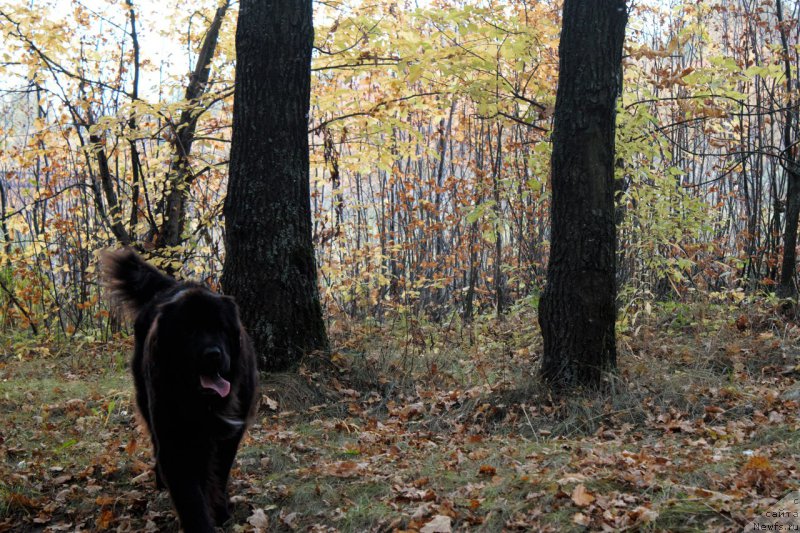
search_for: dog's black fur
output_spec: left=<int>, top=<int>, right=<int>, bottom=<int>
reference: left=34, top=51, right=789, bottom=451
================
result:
left=103, top=249, right=258, bottom=533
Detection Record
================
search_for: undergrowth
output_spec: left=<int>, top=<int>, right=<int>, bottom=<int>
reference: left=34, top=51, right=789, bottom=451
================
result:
left=0, top=298, right=798, bottom=531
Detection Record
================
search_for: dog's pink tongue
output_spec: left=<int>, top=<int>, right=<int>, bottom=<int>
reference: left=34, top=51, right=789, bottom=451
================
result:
left=200, top=374, right=231, bottom=398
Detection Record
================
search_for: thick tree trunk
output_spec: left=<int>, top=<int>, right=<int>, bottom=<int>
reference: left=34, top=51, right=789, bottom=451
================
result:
left=538, top=0, right=627, bottom=388
left=776, top=0, right=799, bottom=298
left=222, top=0, right=328, bottom=371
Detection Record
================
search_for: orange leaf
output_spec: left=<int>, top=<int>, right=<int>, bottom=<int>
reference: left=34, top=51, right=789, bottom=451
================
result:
left=321, top=460, right=366, bottom=478
left=96, top=509, right=114, bottom=530
left=478, top=465, right=496, bottom=476
left=95, top=496, right=115, bottom=506
left=743, top=455, right=773, bottom=473
left=124, top=437, right=137, bottom=455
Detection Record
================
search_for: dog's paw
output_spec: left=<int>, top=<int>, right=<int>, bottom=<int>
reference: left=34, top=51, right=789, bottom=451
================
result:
left=213, top=502, right=231, bottom=526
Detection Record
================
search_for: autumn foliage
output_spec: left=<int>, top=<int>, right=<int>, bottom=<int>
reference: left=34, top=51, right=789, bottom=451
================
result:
left=0, top=0, right=797, bottom=333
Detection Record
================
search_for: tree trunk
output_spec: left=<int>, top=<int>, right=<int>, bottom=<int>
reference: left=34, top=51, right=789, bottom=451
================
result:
left=156, top=0, right=229, bottom=253
left=780, top=175, right=800, bottom=297
left=776, top=0, right=799, bottom=299
left=538, top=0, right=627, bottom=388
left=222, top=0, right=328, bottom=371
left=491, top=125, right=504, bottom=319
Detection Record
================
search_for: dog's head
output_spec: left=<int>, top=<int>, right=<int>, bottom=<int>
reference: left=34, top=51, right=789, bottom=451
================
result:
left=103, top=248, right=252, bottom=402
left=152, top=287, right=244, bottom=399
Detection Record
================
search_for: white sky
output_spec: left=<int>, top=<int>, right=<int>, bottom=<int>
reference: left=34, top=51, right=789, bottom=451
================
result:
left=33, top=0, right=219, bottom=99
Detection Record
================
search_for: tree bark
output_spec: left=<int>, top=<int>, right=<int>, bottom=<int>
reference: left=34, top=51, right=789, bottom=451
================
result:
left=222, top=0, right=328, bottom=371
left=491, top=125, right=504, bottom=319
left=124, top=0, right=146, bottom=237
left=776, top=0, right=799, bottom=299
left=538, top=0, right=627, bottom=388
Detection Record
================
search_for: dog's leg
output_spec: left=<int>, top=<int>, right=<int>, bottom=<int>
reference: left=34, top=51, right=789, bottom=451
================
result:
left=154, top=460, right=165, bottom=490
left=135, top=395, right=165, bottom=489
left=147, top=432, right=165, bottom=490
left=157, top=442, right=215, bottom=533
left=208, top=431, right=244, bottom=525
left=152, top=402, right=215, bottom=533
left=133, top=347, right=165, bottom=490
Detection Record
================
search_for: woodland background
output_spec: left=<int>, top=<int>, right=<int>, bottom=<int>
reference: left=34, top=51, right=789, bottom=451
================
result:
left=1, top=0, right=800, bottom=531
left=2, top=0, right=799, bottom=332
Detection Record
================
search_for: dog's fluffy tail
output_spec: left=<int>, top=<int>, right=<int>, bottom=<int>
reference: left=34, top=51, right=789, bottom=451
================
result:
left=101, top=248, right=176, bottom=315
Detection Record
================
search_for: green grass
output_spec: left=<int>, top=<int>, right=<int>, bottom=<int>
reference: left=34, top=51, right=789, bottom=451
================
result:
left=1, top=303, right=799, bottom=531
left=652, top=499, right=726, bottom=532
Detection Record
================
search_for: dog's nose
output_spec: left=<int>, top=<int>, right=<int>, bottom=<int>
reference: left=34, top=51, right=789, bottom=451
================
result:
left=203, top=346, right=222, bottom=364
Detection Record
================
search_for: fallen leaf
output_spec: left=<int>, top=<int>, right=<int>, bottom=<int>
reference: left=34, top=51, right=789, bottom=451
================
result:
left=394, top=485, right=437, bottom=502
left=96, top=509, right=114, bottom=530
left=320, top=460, right=367, bottom=478
left=125, top=437, right=137, bottom=455
left=571, top=484, right=595, bottom=507
left=557, top=473, right=588, bottom=485
left=52, top=474, right=72, bottom=485
left=572, top=512, right=591, bottom=526
left=631, top=505, right=659, bottom=523
left=478, top=465, right=496, bottom=476
left=95, top=496, right=115, bottom=506
left=280, top=510, right=298, bottom=529
left=247, top=508, right=270, bottom=531
left=420, top=514, right=452, bottom=533
left=262, top=395, right=279, bottom=411
left=411, top=502, right=434, bottom=519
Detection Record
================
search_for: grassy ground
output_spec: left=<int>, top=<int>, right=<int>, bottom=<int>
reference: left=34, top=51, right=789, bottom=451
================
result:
left=0, top=300, right=799, bottom=531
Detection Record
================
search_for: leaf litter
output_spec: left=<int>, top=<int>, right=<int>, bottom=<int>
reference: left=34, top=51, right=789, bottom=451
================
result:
left=0, top=304, right=798, bottom=531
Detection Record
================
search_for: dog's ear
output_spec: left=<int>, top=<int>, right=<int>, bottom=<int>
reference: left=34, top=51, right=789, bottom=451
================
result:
left=220, top=295, right=241, bottom=317
left=218, top=295, right=245, bottom=348
left=101, top=248, right=177, bottom=316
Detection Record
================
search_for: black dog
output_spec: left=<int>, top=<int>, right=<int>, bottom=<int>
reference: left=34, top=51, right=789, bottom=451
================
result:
left=103, top=249, right=258, bottom=532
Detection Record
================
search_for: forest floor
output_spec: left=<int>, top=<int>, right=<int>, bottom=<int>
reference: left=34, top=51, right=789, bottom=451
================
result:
left=1, top=298, right=799, bottom=532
